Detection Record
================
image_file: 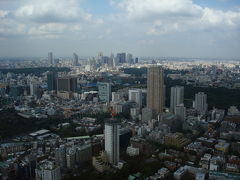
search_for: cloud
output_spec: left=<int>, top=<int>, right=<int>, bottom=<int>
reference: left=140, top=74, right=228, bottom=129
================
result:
left=114, top=0, right=240, bottom=35
left=118, top=0, right=203, bottom=21
left=0, top=10, right=9, bottom=18
left=0, top=0, right=105, bottom=40
left=15, top=0, right=92, bottom=23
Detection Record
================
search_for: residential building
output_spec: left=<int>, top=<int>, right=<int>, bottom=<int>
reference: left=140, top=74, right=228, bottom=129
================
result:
left=147, top=66, right=164, bottom=116
left=35, top=160, right=61, bottom=180
left=104, top=119, right=120, bottom=165
left=195, top=92, right=208, bottom=115
left=170, top=86, right=184, bottom=113
left=98, top=82, right=111, bottom=103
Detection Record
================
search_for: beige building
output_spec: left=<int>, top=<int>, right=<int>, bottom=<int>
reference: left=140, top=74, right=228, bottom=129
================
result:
left=164, top=133, right=191, bottom=148
left=147, top=66, right=165, bottom=116
left=92, top=151, right=110, bottom=172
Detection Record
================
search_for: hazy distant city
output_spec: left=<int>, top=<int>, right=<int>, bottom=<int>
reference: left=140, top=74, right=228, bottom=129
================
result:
left=0, top=52, right=240, bottom=180
left=1, top=0, right=240, bottom=180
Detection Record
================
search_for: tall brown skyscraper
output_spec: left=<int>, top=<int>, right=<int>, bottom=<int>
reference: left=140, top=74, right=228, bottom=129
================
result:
left=147, top=66, right=164, bottom=116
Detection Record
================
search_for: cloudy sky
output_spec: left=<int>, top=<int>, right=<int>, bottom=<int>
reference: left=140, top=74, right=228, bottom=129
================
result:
left=0, top=0, right=240, bottom=58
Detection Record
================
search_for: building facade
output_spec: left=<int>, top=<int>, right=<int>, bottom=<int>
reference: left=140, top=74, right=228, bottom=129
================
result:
left=170, top=86, right=184, bottom=113
left=104, top=119, right=120, bottom=166
left=147, top=66, right=165, bottom=116
left=98, top=82, right=111, bottom=103
left=129, top=89, right=142, bottom=109
left=195, top=92, right=208, bottom=115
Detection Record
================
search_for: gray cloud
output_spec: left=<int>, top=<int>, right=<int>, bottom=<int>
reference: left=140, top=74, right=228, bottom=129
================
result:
left=0, top=0, right=239, bottom=58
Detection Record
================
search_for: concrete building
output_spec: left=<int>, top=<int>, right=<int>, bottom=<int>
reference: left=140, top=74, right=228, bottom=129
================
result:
left=57, top=77, right=77, bottom=93
left=66, top=149, right=76, bottom=169
left=170, top=86, right=184, bottom=113
left=164, top=133, right=191, bottom=148
left=126, top=53, right=133, bottom=64
left=147, top=66, right=164, bottom=116
left=104, top=119, right=120, bottom=166
left=98, top=82, right=111, bottom=103
left=73, top=53, right=78, bottom=66
left=129, top=89, right=142, bottom=109
left=47, top=72, right=57, bottom=91
left=126, top=146, right=139, bottom=157
left=92, top=151, right=110, bottom=172
left=116, top=53, right=126, bottom=64
left=48, top=52, right=53, bottom=65
left=175, top=104, right=186, bottom=122
left=75, top=144, right=92, bottom=165
left=142, top=107, right=153, bottom=122
left=30, top=81, right=39, bottom=97
left=55, top=146, right=66, bottom=169
left=112, top=92, right=123, bottom=102
left=35, top=160, right=61, bottom=180
left=195, top=92, right=208, bottom=115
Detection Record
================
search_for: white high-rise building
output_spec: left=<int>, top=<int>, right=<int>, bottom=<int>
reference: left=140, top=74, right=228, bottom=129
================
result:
left=129, top=89, right=142, bottom=109
left=98, top=82, right=111, bottom=103
left=55, top=146, right=66, bottom=168
left=35, top=160, right=61, bottom=180
left=66, top=148, right=76, bottom=169
left=170, top=86, right=184, bottom=113
left=175, top=104, right=186, bottom=122
left=73, top=53, right=78, bottom=66
left=48, top=52, right=53, bottom=65
left=112, top=92, right=122, bottom=102
left=195, top=92, right=208, bottom=115
left=126, top=53, right=133, bottom=64
left=30, top=81, right=39, bottom=96
left=104, top=119, right=120, bottom=166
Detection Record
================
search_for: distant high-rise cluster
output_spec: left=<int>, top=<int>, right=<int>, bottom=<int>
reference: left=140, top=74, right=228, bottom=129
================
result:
left=147, top=66, right=165, bottom=116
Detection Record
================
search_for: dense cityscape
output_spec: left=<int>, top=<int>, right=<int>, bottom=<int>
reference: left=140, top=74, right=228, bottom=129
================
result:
left=1, top=0, right=240, bottom=179
left=0, top=52, right=240, bottom=180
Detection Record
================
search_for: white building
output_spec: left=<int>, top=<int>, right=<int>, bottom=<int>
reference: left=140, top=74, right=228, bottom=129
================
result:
left=129, top=89, right=142, bottom=109
left=170, top=86, right=184, bottom=113
left=112, top=92, right=123, bottom=102
left=66, top=148, right=76, bottom=169
left=126, top=53, right=133, bottom=64
left=104, top=119, right=120, bottom=166
left=98, top=82, right=111, bottom=103
left=195, top=92, right=208, bottom=115
left=35, top=160, right=61, bottom=180
left=30, top=81, right=39, bottom=96
left=175, top=104, right=186, bottom=122
left=142, top=107, right=153, bottom=122
left=48, top=52, right=53, bottom=65
left=228, top=106, right=240, bottom=116
left=126, top=146, right=139, bottom=157
left=73, top=53, right=78, bottom=66
left=55, top=146, right=66, bottom=168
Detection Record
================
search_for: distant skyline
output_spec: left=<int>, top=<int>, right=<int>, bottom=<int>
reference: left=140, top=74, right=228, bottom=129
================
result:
left=0, top=0, right=240, bottom=58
